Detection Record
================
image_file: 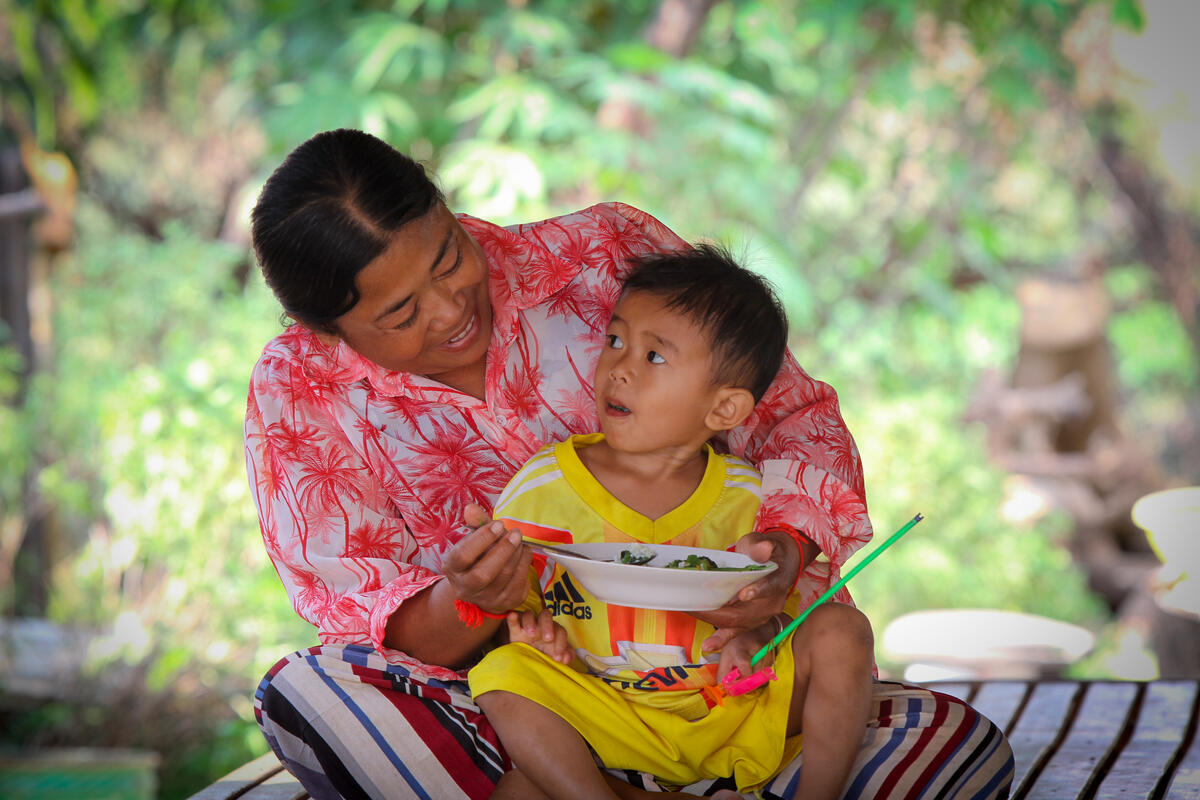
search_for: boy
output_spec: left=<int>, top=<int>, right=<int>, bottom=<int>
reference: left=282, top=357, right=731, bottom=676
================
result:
left=468, top=245, right=875, bottom=800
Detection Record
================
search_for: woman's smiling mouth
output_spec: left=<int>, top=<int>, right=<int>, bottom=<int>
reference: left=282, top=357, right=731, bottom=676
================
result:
left=441, top=311, right=478, bottom=350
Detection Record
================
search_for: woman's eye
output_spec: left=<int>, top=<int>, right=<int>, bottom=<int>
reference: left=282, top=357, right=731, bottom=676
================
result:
left=606, top=334, right=624, bottom=349
left=647, top=351, right=665, bottom=364
left=437, top=250, right=463, bottom=279
left=391, top=307, right=418, bottom=330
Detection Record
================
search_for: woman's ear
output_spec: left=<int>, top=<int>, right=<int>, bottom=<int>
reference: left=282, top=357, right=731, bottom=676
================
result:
left=705, top=387, right=756, bottom=432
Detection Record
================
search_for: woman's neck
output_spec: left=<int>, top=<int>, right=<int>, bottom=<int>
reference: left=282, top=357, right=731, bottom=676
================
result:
left=441, top=361, right=487, bottom=400
left=577, top=439, right=708, bottom=521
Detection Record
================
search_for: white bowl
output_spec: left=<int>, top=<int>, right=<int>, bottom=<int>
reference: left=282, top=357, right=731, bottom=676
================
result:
left=1131, top=486, right=1200, bottom=619
left=530, top=542, right=777, bottom=611
left=1131, top=486, right=1200, bottom=568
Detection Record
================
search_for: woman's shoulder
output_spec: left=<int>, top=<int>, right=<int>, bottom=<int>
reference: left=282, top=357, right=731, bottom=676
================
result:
left=463, top=202, right=673, bottom=243
left=250, top=326, right=368, bottom=394
left=251, top=326, right=306, bottom=379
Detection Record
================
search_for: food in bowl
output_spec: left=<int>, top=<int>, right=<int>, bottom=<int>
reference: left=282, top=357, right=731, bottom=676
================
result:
left=617, top=543, right=656, bottom=565
left=616, top=545, right=769, bottom=571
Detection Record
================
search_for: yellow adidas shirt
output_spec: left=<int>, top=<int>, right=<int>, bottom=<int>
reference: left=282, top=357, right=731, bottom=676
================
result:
left=495, top=433, right=764, bottom=694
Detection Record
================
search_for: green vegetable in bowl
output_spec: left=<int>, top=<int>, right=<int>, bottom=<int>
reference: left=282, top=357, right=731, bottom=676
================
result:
left=618, top=544, right=656, bottom=565
left=614, top=545, right=771, bottom=571
left=665, top=554, right=720, bottom=570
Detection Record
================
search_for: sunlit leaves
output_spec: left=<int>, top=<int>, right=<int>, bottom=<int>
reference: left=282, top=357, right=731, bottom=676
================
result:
left=439, top=140, right=546, bottom=220
left=605, top=41, right=673, bottom=73
left=347, top=15, right=446, bottom=93
left=449, top=75, right=590, bottom=142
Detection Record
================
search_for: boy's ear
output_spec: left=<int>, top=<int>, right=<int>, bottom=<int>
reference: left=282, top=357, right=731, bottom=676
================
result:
left=705, top=387, right=756, bottom=432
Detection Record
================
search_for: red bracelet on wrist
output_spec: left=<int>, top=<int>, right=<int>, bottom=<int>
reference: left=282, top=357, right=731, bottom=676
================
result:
left=762, top=524, right=816, bottom=564
left=454, top=599, right=509, bottom=628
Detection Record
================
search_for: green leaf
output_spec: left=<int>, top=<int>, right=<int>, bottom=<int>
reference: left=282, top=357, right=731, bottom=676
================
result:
left=1111, top=0, right=1146, bottom=32
left=986, top=64, right=1041, bottom=110
left=606, top=41, right=672, bottom=73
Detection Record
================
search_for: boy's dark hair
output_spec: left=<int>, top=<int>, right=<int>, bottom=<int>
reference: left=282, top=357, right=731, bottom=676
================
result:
left=251, top=129, right=444, bottom=332
left=621, top=243, right=788, bottom=402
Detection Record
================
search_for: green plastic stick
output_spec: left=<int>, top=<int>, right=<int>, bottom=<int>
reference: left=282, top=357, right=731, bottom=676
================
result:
left=749, top=513, right=924, bottom=668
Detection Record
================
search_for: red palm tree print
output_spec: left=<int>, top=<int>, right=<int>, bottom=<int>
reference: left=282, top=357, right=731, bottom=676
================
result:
left=244, top=203, right=872, bottom=685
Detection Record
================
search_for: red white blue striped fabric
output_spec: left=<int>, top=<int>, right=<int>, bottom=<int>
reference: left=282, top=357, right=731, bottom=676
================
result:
left=255, top=644, right=1013, bottom=800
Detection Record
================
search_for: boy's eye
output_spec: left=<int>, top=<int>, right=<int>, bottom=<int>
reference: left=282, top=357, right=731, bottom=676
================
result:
left=647, top=351, right=665, bottom=364
left=606, top=334, right=624, bottom=349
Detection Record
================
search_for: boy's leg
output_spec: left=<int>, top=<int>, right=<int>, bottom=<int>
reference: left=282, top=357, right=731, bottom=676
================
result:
left=784, top=603, right=877, bottom=800
left=476, top=689, right=617, bottom=800
left=477, top=690, right=704, bottom=800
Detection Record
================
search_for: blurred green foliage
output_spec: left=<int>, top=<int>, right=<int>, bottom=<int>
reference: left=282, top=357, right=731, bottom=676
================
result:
left=2, top=0, right=1197, bottom=796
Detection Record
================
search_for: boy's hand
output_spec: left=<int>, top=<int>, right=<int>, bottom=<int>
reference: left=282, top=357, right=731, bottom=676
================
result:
left=691, top=529, right=801, bottom=650
left=714, top=623, right=778, bottom=684
left=505, top=609, right=573, bottom=664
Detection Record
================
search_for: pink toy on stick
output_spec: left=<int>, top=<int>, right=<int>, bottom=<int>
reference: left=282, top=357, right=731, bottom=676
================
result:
left=721, top=514, right=924, bottom=696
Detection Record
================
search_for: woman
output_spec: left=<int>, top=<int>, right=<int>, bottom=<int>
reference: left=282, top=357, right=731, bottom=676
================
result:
left=246, top=128, right=1013, bottom=800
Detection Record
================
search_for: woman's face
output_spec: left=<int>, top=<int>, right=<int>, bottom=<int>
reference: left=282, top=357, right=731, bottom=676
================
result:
left=327, top=203, right=493, bottom=393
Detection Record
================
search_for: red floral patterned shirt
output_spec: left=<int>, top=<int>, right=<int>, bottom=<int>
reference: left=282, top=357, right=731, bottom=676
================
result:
left=245, top=202, right=871, bottom=682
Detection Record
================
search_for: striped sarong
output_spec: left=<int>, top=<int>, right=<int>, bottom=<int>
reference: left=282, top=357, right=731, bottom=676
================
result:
left=255, top=644, right=1013, bottom=800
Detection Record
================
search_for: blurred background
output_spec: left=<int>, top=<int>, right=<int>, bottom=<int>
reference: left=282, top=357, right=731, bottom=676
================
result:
left=1, top=0, right=1197, bottom=797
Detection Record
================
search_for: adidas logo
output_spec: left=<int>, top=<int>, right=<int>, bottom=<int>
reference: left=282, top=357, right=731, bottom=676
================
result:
left=543, top=573, right=592, bottom=619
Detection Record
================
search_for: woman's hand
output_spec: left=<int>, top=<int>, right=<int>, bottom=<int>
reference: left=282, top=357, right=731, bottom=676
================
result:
left=502, top=609, right=573, bottom=664
left=690, top=529, right=801, bottom=651
left=442, top=503, right=533, bottom=615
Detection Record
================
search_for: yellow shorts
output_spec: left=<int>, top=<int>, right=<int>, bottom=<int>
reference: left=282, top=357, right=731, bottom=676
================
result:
left=468, top=639, right=802, bottom=792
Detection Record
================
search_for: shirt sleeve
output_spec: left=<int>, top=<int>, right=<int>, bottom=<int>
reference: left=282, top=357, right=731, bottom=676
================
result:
left=244, top=351, right=451, bottom=668
left=722, top=352, right=873, bottom=607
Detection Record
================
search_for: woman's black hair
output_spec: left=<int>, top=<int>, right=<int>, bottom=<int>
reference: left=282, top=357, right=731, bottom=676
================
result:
left=621, top=243, right=788, bottom=402
left=250, top=129, right=444, bottom=331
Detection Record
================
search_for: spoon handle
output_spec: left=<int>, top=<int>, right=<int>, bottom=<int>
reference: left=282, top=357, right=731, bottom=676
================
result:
left=522, top=541, right=597, bottom=561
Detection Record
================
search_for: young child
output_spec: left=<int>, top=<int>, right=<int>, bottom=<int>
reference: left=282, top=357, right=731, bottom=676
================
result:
left=468, top=245, right=876, bottom=800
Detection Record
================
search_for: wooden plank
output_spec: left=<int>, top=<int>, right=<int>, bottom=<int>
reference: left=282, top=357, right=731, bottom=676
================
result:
left=186, top=752, right=286, bottom=800
left=1166, top=682, right=1200, bottom=800
left=1007, top=681, right=1083, bottom=797
left=1095, top=681, right=1197, bottom=800
left=1025, top=682, right=1139, bottom=800
left=971, top=681, right=1031, bottom=735
left=241, top=767, right=308, bottom=800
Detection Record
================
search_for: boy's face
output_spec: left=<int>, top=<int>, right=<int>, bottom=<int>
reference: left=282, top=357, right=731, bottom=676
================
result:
left=593, top=291, right=725, bottom=454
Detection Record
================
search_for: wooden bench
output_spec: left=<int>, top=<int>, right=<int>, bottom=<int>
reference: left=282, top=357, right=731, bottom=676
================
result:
left=186, top=750, right=308, bottom=800
left=188, top=679, right=1200, bottom=799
